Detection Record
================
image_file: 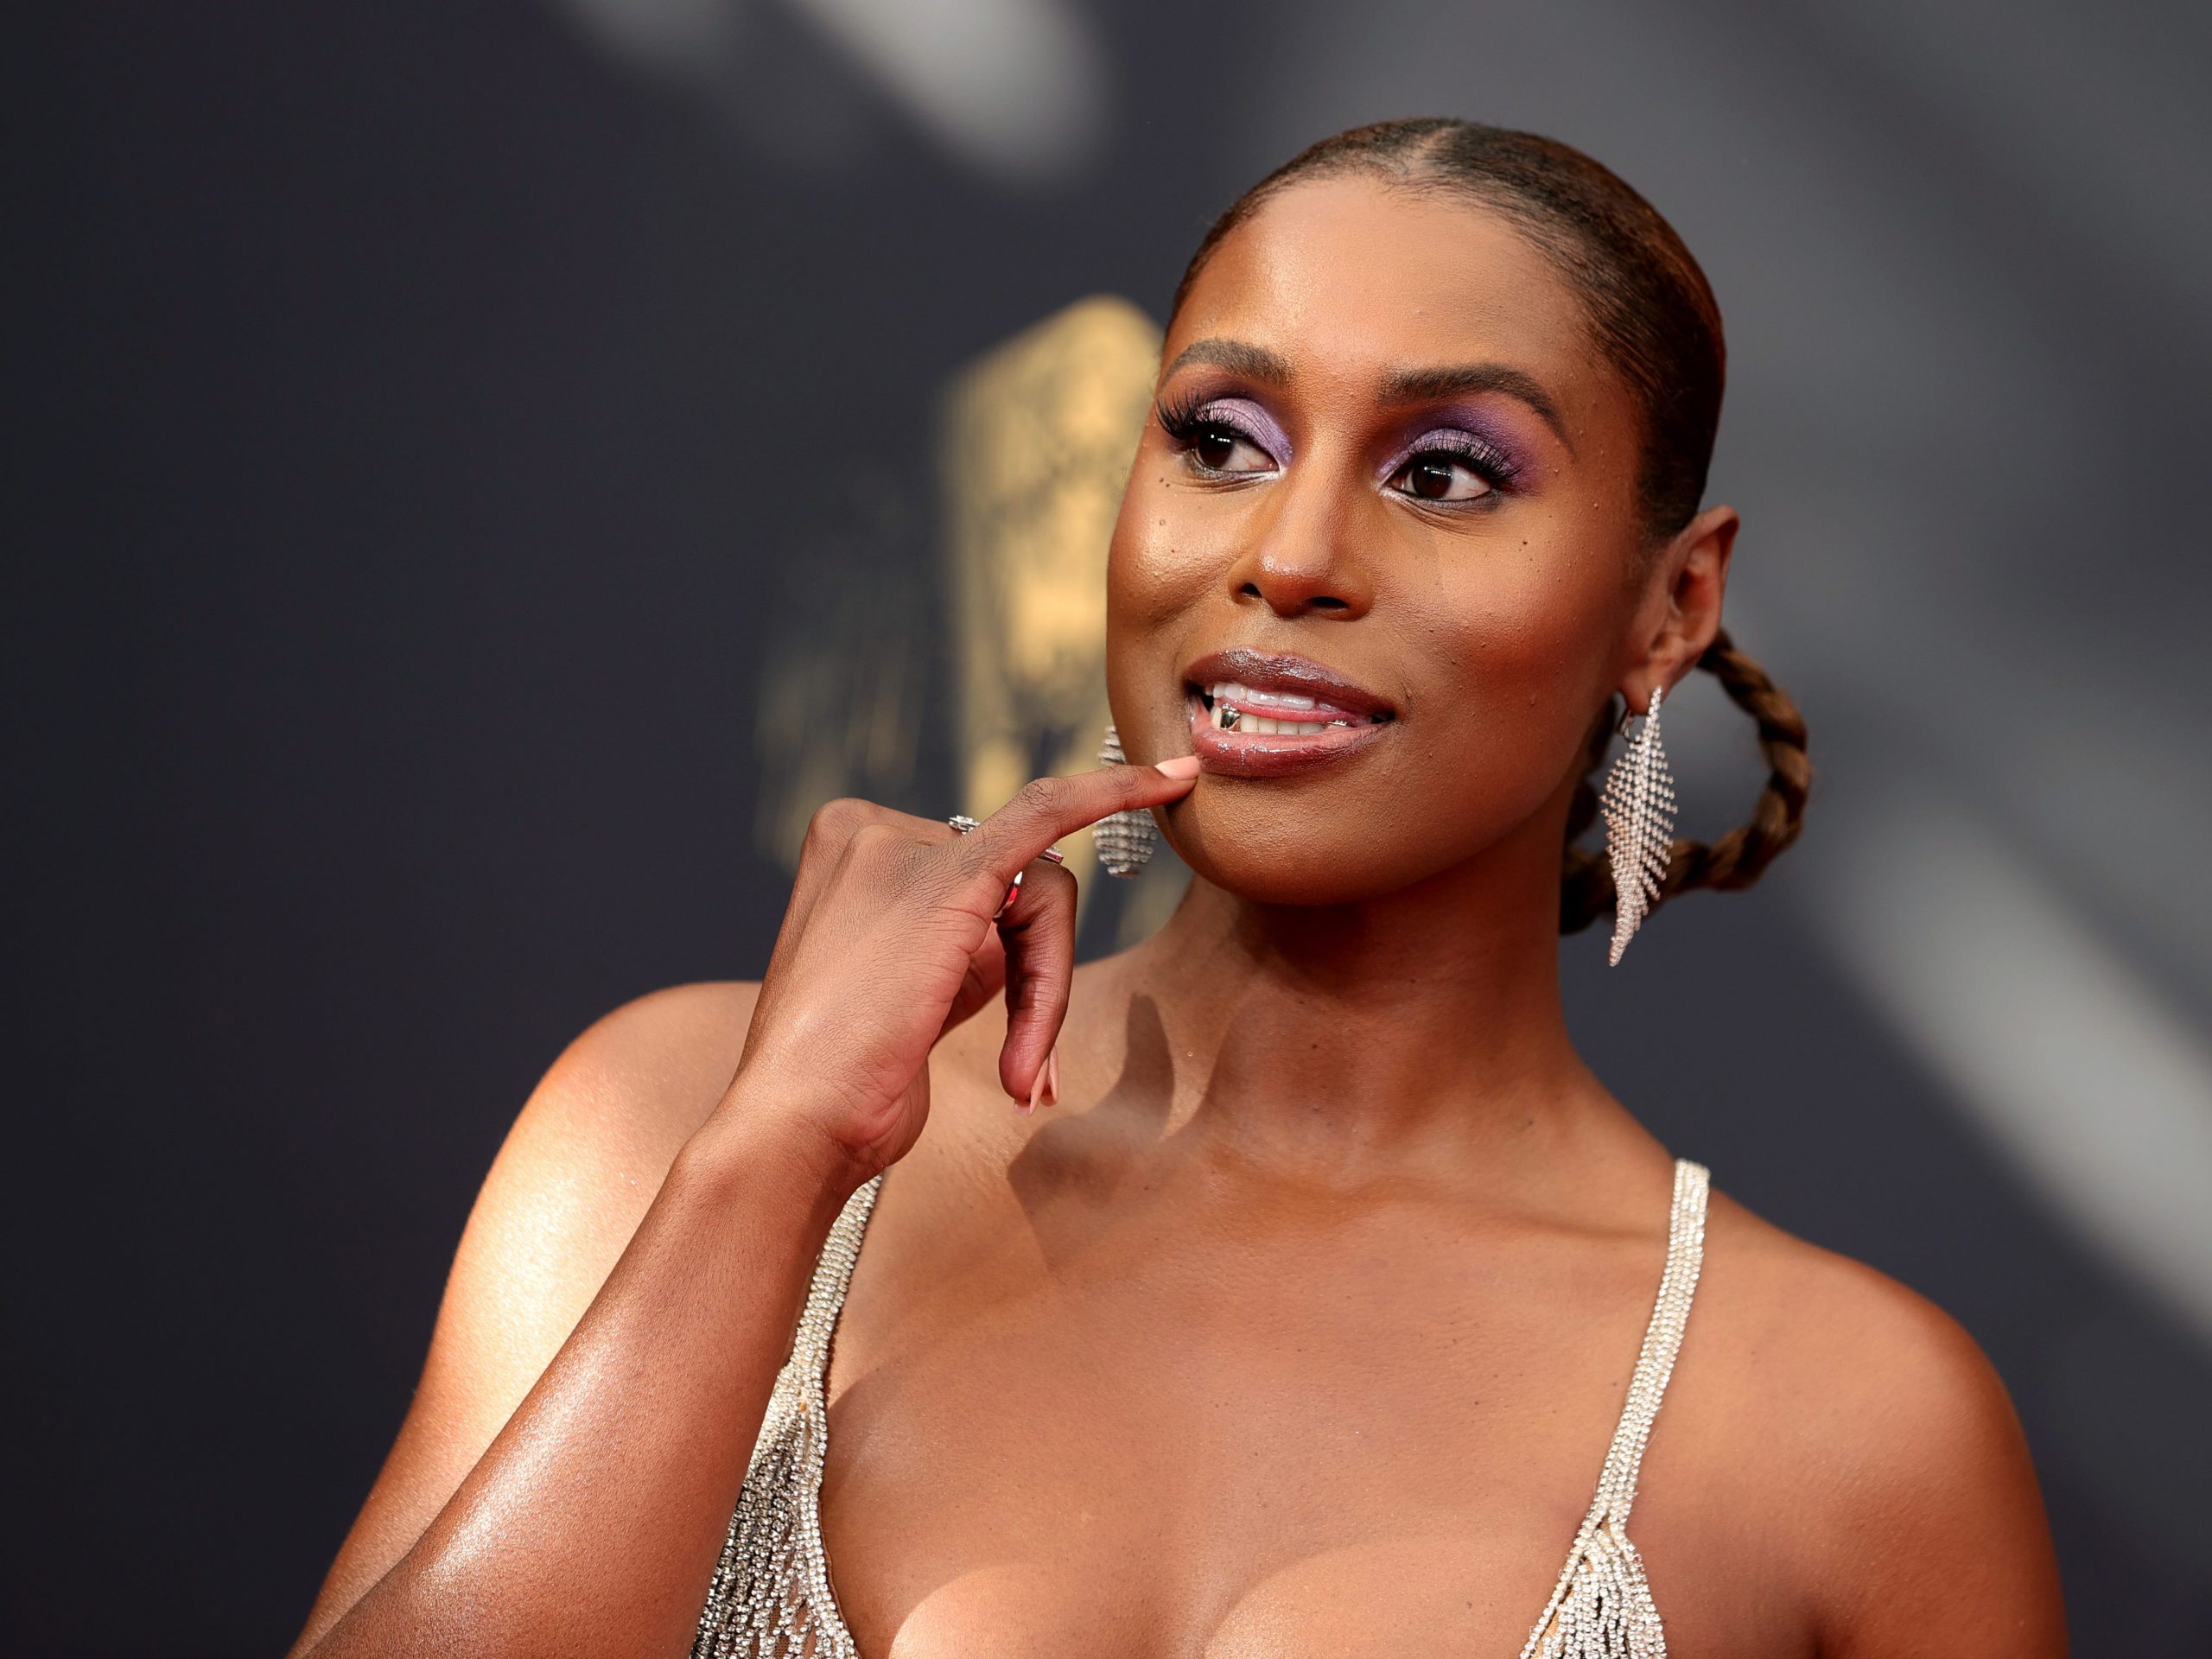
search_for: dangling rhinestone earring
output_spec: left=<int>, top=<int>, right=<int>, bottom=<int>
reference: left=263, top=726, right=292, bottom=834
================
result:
left=1093, top=723, right=1159, bottom=877
left=1601, top=684, right=1676, bottom=966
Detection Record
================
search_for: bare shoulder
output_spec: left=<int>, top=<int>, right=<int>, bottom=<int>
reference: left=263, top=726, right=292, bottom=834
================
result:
left=289, top=981, right=762, bottom=1650
left=444, top=976, right=764, bottom=1341
left=1683, top=1190, right=2067, bottom=1656
left=470, top=979, right=764, bottom=1264
left=529, top=979, right=762, bottom=1162
left=1697, top=1191, right=2013, bottom=1437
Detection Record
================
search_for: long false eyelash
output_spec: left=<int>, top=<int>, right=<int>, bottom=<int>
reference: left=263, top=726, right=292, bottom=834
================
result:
left=1393, top=429, right=1523, bottom=493
left=1153, top=386, right=1216, bottom=446
left=1154, top=390, right=1281, bottom=477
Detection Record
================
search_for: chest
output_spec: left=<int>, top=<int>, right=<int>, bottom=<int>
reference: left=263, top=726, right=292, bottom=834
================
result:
left=804, top=1188, right=1770, bottom=1659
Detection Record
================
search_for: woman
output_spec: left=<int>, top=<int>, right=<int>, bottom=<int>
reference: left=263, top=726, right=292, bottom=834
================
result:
left=289, top=119, right=2066, bottom=1658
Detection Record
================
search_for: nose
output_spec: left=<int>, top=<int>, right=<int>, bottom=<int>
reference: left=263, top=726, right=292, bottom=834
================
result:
left=1222, top=461, right=1374, bottom=621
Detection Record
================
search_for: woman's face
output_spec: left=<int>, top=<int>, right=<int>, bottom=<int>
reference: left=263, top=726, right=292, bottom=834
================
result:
left=1106, top=174, right=1679, bottom=906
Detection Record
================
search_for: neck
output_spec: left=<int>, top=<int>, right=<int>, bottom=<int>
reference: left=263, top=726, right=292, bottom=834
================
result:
left=1106, top=804, right=1624, bottom=1189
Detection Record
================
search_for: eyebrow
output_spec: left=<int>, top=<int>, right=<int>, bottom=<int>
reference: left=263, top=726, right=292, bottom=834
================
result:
left=1380, top=362, right=1573, bottom=453
left=1160, top=336, right=1293, bottom=386
left=1161, top=337, right=1573, bottom=454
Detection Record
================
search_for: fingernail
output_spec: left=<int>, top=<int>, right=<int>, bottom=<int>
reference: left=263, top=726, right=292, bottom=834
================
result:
left=1044, top=1049, right=1060, bottom=1107
left=1154, top=754, right=1200, bottom=779
left=1024, top=1067, right=1046, bottom=1115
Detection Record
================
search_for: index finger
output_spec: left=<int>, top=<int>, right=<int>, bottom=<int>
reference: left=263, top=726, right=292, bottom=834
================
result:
left=962, top=755, right=1199, bottom=887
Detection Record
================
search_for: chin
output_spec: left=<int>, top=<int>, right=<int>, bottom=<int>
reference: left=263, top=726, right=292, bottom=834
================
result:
left=1163, top=789, right=1438, bottom=909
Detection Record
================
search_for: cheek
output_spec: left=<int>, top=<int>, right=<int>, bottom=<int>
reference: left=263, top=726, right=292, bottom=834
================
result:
left=1106, top=463, right=1217, bottom=623
left=1390, top=531, right=1628, bottom=807
left=1103, top=465, right=1208, bottom=746
left=1104, top=459, right=1245, bottom=721
left=1424, top=541, right=1618, bottom=689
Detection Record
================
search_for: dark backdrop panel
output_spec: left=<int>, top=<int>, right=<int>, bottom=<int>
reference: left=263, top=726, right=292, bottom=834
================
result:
left=9, top=5, right=2208, bottom=1654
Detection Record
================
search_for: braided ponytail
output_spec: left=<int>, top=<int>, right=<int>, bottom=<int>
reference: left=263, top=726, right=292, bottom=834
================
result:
left=1560, top=629, right=1811, bottom=935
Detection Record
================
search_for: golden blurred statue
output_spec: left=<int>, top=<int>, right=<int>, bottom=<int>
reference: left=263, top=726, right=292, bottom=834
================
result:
left=755, top=294, right=1186, bottom=946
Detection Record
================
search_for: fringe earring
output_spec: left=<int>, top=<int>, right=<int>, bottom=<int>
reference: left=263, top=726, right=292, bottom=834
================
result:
left=1601, top=685, right=1676, bottom=965
left=1093, top=723, right=1158, bottom=876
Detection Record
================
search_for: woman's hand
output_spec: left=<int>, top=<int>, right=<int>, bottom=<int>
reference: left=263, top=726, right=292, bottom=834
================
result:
left=284, top=768, right=1210, bottom=1659
left=282, top=761, right=1217, bottom=1659
left=713, top=757, right=1200, bottom=1187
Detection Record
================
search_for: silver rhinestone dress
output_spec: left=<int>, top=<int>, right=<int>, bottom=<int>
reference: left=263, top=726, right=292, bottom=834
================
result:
left=691, top=1159, right=1710, bottom=1659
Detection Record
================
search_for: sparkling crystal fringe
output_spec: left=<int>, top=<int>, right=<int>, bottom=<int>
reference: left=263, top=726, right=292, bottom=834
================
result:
left=1601, top=687, right=1677, bottom=966
left=1518, top=1160, right=1709, bottom=1659
left=690, top=1175, right=885, bottom=1659
left=1092, top=723, right=1159, bottom=877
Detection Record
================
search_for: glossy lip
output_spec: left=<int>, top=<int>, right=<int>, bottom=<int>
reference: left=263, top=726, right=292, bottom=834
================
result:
left=1180, top=646, right=1396, bottom=779
left=1182, top=646, right=1396, bottom=720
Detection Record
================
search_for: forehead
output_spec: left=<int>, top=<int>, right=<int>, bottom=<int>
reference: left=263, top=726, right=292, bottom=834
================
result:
left=1170, top=175, right=1617, bottom=424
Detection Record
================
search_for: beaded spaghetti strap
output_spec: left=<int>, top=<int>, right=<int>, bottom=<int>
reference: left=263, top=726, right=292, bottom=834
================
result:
left=1519, top=1157, right=1710, bottom=1659
left=691, top=1173, right=884, bottom=1659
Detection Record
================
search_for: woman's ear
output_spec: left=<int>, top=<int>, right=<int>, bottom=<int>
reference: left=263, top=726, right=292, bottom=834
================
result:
left=1623, top=503, right=1738, bottom=711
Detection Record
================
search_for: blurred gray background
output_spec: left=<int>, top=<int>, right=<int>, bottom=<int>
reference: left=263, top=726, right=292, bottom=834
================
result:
left=9, top=3, right=2209, bottom=1652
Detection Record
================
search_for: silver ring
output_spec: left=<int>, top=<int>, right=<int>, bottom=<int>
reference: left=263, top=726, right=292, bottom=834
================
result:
left=990, top=846, right=1065, bottom=921
left=947, top=813, right=982, bottom=835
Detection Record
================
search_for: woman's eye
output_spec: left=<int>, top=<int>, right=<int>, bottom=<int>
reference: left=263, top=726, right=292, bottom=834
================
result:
left=1393, top=454, right=1492, bottom=502
left=1190, top=423, right=1274, bottom=474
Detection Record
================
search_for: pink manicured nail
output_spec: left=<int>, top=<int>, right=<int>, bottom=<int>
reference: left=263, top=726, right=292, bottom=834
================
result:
left=1154, top=754, right=1201, bottom=779
left=1044, top=1049, right=1060, bottom=1107
left=1023, top=1066, right=1046, bottom=1115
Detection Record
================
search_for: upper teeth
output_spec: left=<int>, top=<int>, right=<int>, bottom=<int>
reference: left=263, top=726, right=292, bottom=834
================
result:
left=1206, top=681, right=1359, bottom=735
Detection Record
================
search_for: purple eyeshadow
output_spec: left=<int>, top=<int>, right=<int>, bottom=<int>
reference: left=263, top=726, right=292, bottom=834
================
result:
left=1375, top=404, right=1534, bottom=484
left=1196, top=397, right=1294, bottom=466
